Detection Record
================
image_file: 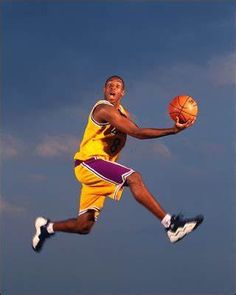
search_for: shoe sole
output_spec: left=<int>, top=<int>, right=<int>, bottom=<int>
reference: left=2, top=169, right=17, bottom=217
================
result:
left=32, top=217, right=48, bottom=251
left=168, top=216, right=204, bottom=243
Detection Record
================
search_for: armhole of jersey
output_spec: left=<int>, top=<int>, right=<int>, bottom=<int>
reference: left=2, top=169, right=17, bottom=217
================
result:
left=90, top=100, right=113, bottom=126
left=118, top=105, right=128, bottom=118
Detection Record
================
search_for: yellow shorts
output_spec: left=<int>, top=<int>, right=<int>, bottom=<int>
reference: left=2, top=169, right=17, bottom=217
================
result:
left=74, top=158, right=134, bottom=220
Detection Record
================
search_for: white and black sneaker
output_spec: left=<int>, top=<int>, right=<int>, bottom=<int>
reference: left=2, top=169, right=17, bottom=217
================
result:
left=32, top=217, right=54, bottom=252
left=166, top=214, right=204, bottom=243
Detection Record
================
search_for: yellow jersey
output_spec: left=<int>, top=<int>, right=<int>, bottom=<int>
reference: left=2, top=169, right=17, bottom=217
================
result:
left=74, top=100, right=128, bottom=162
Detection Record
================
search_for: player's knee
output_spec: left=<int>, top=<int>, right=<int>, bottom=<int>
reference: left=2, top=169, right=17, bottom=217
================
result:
left=126, top=171, right=143, bottom=186
left=77, top=225, right=91, bottom=235
left=75, top=213, right=95, bottom=234
left=76, top=223, right=93, bottom=235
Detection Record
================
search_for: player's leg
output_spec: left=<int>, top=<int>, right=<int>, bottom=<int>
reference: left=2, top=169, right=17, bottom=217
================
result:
left=52, top=210, right=95, bottom=234
left=125, top=171, right=204, bottom=243
left=32, top=211, right=96, bottom=252
left=32, top=193, right=104, bottom=253
left=125, top=171, right=167, bottom=220
left=32, top=181, right=106, bottom=252
left=77, top=158, right=203, bottom=243
left=32, top=160, right=110, bottom=253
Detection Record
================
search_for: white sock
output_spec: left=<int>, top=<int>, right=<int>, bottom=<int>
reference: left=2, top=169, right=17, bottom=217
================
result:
left=161, top=214, right=172, bottom=228
left=47, top=222, right=54, bottom=234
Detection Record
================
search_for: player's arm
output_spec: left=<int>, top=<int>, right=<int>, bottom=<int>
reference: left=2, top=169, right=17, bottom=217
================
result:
left=121, top=108, right=140, bottom=128
left=94, top=105, right=193, bottom=139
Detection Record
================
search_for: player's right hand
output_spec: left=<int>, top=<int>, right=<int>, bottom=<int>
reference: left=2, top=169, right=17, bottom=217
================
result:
left=174, top=116, right=196, bottom=133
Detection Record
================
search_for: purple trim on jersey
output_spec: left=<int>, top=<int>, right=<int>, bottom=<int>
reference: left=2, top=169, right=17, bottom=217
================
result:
left=82, top=158, right=134, bottom=185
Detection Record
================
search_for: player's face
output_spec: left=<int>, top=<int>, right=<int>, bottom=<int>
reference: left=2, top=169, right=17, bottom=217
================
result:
left=103, top=79, right=125, bottom=106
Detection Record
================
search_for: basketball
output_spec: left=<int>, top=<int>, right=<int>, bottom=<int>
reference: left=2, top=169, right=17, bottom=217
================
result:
left=168, top=95, right=198, bottom=123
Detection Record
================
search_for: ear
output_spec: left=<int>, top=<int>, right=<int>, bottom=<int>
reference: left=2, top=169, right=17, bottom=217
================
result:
left=121, top=89, right=125, bottom=96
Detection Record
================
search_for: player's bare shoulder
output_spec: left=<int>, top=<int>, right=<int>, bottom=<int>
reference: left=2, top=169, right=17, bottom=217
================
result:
left=93, top=103, right=116, bottom=124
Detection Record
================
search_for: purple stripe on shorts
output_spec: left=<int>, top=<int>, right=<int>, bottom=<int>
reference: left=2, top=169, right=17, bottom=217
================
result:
left=83, top=158, right=133, bottom=184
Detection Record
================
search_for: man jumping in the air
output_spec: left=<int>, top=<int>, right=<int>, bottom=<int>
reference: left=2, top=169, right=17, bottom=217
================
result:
left=32, top=75, right=203, bottom=252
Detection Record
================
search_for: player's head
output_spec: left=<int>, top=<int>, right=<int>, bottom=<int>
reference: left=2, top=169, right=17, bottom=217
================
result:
left=104, top=75, right=125, bottom=90
left=104, top=75, right=125, bottom=106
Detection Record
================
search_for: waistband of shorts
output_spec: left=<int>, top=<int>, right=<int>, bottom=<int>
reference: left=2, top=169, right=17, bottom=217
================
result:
left=74, top=157, right=97, bottom=168
left=74, top=159, right=83, bottom=167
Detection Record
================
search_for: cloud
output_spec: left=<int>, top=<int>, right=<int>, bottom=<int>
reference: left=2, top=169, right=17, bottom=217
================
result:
left=158, top=52, right=236, bottom=91
left=208, top=52, right=236, bottom=86
left=151, top=142, right=172, bottom=159
left=132, top=51, right=236, bottom=104
left=0, top=197, right=25, bottom=214
left=123, top=139, right=172, bottom=162
left=0, top=134, right=25, bottom=159
left=35, top=134, right=80, bottom=158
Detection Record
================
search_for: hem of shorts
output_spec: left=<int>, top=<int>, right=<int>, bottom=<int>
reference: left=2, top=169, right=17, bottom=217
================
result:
left=78, top=207, right=100, bottom=221
left=113, top=169, right=135, bottom=201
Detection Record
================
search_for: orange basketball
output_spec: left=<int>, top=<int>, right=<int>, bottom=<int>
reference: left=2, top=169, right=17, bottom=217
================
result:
left=168, top=95, right=198, bottom=123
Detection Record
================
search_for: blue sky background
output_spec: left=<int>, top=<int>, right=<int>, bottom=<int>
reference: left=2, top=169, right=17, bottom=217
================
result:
left=1, top=1, right=235, bottom=295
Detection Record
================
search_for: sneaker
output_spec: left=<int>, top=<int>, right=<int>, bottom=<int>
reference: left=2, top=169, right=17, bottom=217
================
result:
left=166, top=214, right=204, bottom=243
left=32, top=217, right=54, bottom=252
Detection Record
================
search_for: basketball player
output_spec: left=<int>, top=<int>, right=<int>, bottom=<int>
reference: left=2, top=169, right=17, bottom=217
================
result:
left=32, top=75, right=203, bottom=252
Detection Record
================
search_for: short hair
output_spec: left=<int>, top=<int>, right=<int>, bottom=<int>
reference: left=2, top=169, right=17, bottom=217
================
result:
left=104, top=75, right=125, bottom=89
